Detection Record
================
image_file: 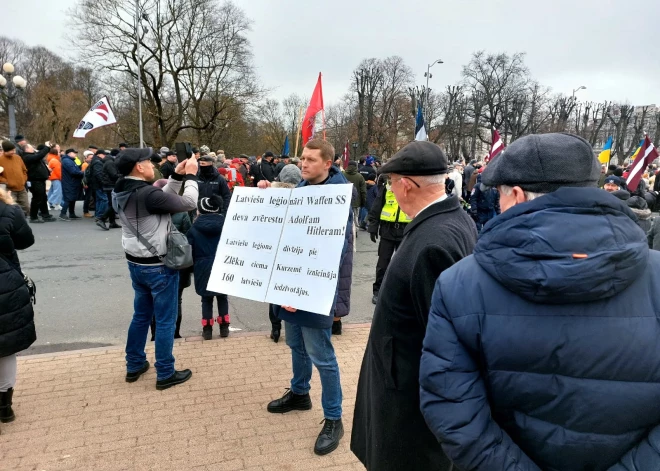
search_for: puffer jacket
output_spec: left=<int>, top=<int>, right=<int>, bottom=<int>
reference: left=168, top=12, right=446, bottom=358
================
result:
left=0, top=199, right=36, bottom=357
left=420, top=187, right=660, bottom=471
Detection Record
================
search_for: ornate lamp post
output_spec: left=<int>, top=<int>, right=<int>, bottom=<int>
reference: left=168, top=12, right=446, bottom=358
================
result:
left=0, top=62, right=28, bottom=138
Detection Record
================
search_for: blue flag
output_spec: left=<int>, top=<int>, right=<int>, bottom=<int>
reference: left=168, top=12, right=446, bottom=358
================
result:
left=282, top=135, right=290, bottom=157
left=415, top=102, right=427, bottom=141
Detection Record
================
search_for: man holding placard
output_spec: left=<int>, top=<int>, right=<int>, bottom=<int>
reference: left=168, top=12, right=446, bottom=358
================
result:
left=258, top=139, right=353, bottom=456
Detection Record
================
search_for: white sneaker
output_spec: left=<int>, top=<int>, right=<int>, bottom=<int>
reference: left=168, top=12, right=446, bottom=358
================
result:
left=54, top=205, right=62, bottom=211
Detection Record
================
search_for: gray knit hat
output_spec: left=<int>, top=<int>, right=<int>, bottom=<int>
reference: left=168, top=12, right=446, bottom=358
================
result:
left=481, top=133, right=600, bottom=193
left=278, top=164, right=302, bottom=186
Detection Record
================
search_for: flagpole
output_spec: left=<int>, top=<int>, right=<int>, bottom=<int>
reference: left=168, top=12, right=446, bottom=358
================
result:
left=322, top=109, right=326, bottom=141
left=294, top=105, right=303, bottom=157
left=135, top=0, right=144, bottom=148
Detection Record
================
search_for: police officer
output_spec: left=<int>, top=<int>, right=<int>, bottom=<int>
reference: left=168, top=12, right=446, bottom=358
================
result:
left=367, top=177, right=412, bottom=304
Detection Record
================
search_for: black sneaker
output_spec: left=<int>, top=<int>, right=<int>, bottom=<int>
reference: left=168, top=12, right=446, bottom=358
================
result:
left=202, top=325, right=212, bottom=340
left=108, top=223, right=122, bottom=229
left=332, top=320, right=342, bottom=336
left=96, top=220, right=109, bottom=231
left=69, top=214, right=81, bottom=219
left=29, top=218, right=44, bottom=223
left=42, top=215, right=56, bottom=222
left=267, top=389, right=312, bottom=414
left=156, top=369, right=192, bottom=390
left=314, top=418, right=344, bottom=456
left=125, top=361, right=150, bottom=383
left=59, top=215, right=71, bottom=221
left=220, top=323, right=229, bottom=338
left=270, top=328, right=281, bottom=343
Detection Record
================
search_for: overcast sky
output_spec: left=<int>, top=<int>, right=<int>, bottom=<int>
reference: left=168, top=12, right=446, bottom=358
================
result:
left=3, top=0, right=659, bottom=107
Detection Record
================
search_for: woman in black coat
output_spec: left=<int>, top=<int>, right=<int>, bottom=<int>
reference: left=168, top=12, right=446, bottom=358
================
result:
left=0, top=188, right=36, bottom=427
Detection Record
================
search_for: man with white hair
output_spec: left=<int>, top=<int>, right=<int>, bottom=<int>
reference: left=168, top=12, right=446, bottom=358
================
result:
left=351, top=141, right=477, bottom=471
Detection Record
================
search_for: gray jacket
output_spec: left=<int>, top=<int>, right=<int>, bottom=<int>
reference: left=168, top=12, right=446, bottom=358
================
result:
left=113, top=176, right=198, bottom=262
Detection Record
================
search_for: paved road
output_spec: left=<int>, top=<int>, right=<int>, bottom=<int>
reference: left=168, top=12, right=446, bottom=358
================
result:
left=18, top=203, right=377, bottom=354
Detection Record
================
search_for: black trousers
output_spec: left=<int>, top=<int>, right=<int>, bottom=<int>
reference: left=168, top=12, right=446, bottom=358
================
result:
left=373, top=238, right=400, bottom=295
left=83, top=188, right=95, bottom=213
left=101, top=190, right=116, bottom=224
left=268, top=303, right=281, bottom=330
left=29, top=180, right=50, bottom=220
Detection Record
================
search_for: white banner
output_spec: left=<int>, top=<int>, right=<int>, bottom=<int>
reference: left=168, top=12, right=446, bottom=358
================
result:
left=73, top=96, right=117, bottom=138
left=207, top=184, right=352, bottom=315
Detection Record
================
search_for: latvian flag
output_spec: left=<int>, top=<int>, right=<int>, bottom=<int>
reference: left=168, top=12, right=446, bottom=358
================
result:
left=487, top=128, right=504, bottom=162
left=626, top=135, right=659, bottom=192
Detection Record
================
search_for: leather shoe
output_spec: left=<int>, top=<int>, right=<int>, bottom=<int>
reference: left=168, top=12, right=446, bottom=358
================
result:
left=267, top=389, right=312, bottom=413
left=156, top=369, right=192, bottom=390
left=270, top=328, right=281, bottom=343
left=314, top=418, right=344, bottom=456
left=125, top=361, right=150, bottom=383
left=372, top=294, right=378, bottom=305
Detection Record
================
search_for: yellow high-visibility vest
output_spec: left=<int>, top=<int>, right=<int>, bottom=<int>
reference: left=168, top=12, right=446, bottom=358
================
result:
left=380, top=190, right=412, bottom=223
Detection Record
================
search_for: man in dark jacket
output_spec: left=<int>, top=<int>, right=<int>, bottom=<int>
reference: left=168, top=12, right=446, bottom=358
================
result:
left=420, top=133, right=660, bottom=471
left=59, top=149, right=84, bottom=220
left=366, top=181, right=411, bottom=304
left=343, top=161, right=367, bottom=228
left=97, top=150, right=121, bottom=230
left=89, top=149, right=108, bottom=224
left=196, top=156, right=231, bottom=213
left=351, top=141, right=477, bottom=471
left=260, top=151, right=277, bottom=183
left=22, top=143, right=54, bottom=223
left=469, top=170, right=500, bottom=231
left=358, top=156, right=377, bottom=182
left=160, top=151, right=178, bottom=179
left=260, top=139, right=353, bottom=456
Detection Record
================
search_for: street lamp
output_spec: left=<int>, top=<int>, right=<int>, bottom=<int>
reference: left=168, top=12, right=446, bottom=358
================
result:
left=0, top=62, right=27, bottom=138
left=572, top=85, right=587, bottom=100
left=423, top=59, right=443, bottom=131
left=352, top=142, right=358, bottom=160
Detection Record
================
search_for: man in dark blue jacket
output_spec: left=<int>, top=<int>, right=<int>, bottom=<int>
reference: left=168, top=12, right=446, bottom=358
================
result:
left=196, top=156, right=231, bottom=213
left=419, top=133, right=660, bottom=471
left=259, top=139, right=352, bottom=457
left=469, top=170, right=500, bottom=231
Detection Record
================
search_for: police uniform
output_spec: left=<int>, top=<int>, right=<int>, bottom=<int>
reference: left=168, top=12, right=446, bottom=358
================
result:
left=367, top=188, right=412, bottom=301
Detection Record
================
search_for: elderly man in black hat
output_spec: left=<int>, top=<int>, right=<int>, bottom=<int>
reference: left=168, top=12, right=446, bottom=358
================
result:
left=351, top=141, right=477, bottom=471
left=419, top=133, right=660, bottom=471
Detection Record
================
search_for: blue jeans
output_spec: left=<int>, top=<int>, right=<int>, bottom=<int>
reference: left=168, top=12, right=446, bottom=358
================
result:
left=126, top=263, right=179, bottom=380
left=95, top=189, right=108, bottom=217
left=285, top=321, right=342, bottom=420
left=359, top=207, right=368, bottom=226
left=47, top=180, right=62, bottom=206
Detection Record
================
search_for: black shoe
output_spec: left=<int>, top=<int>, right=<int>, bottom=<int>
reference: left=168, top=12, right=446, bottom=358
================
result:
left=332, top=320, right=342, bottom=336
left=69, top=214, right=81, bottom=219
left=270, top=328, right=281, bottom=343
left=96, top=220, right=109, bottom=231
left=59, top=215, right=70, bottom=221
left=202, top=325, right=212, bottom=340
left=125, top=361, right=150, bottom=383
left=314, top=418, right=344, bottom=456
left=42, top=215, right=56, bottom=222
left=0, top=388, right=15, bottom=423
left=29, top=218, right=44, bottom=223
left=174, top=332, right=182, bottom=339
left=220, top=323, right=229, bottom=338
left=156, top=369, right=192, bottom=390
left=372, top=294, right=378, bottom=305
left=267, top=389, right=312, bottom=414
left=108, top=223, right=122, bottom=229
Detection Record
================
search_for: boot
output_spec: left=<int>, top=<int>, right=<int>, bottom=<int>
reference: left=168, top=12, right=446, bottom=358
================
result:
left=219, top=315, right=230, bottom=338
left=332, top=319, right=342, bottom=336
left=267, top=389, right=312, bottom=414
left=270, top=326, right=281, bottom=343
left=202, top=318, right=213, bottom=340
left=174, top=308, right=182, bottom=339
left=0, top=388, right=15, bottom=423
left=314, top=418, right=344, bottom=456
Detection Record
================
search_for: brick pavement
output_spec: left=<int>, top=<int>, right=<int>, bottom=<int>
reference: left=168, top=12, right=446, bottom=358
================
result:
left=0, top=325, right=371, bottom=471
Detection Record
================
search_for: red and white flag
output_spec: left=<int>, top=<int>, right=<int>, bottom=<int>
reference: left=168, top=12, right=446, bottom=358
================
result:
left=301, top=73, right=325, bottom=145
left=73, top=96, right=117, bottom=138
left=626, top=135, right=659, bottom=192
left=487, top=128, right=504, bottom=162
left=342, top=140, right=350, bottom=169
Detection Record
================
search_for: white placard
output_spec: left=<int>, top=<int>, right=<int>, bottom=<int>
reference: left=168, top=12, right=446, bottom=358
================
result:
left=206, top=184, right=353, bottom=315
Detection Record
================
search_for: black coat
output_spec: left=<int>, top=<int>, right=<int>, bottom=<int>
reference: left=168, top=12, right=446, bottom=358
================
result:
left=160, top=160, right=176, bottom=180
left=351, top=195, right=477, bottom=471
left=196, top=167, right=231, bottom=213
left=22, top=146, right=51, bottom=181
left=367, top=186, right=407, bottom=241
left=187, top=213, right=225, bottom=297
left=101, top=157, right=119, bottom=190
left=89, top=155, right=105, bottom=190
left=260, top=160, right=277, bottom=182
left=0, top=200, right=36, bottom=357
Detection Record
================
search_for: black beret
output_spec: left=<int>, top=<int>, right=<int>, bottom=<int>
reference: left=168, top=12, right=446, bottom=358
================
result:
left=95, top=149, right=106, bottom=156
left=481, top=133, right=600, bottom=193
left=116, top=147, right=153, bottom=176
left=165, top=151, right=176, bottom=156
left=150, top=153, right=163, bottom=164
left=65, top=148, right=77, bottom=154
left=110, top=148, right=120, bottom=156
left=118, top=143, right=128, bottom=147
left=379, top=141, right=448, bottom=176
left=88, top=145, right=99, bottom=150
left=14, top=134, right=25, bottom=142
left=264, top=151, right=275, bottom=158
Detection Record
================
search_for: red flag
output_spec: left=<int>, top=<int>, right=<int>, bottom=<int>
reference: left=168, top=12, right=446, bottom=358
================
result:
left=626, top=135, right=659, bottom=192
left=301, top=73, right=324, bottom=145
left=487, top=128, right=505, bottom=162
left=342, top=140, right=350, bottom=169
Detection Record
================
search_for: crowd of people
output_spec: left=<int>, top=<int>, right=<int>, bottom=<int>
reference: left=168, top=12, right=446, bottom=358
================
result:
left=2, top=131, right=660, bottom=468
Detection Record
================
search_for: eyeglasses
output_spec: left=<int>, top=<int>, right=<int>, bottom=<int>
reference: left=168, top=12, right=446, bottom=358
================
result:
left=388, top=175, right=421, bottom=188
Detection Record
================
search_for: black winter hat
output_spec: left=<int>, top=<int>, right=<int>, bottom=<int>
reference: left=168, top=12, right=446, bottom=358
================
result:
left=95, top=149, right=107, bottom=156
left=379, top=141, right=448, bottom=176
left=14, top=134, right=25, bottom=142
left=627, top=195, right=648, bottom=210
left=2, top=141, right=16, bottom=152
left=110, top=148, right=120, bottom=156
left=198, top=195, right=223, bottom=215
left=481, top=133, right=600, bottom=193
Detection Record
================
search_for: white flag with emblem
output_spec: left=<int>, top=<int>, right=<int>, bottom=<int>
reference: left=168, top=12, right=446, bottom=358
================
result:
left=73, top=96, right=117, bottom=138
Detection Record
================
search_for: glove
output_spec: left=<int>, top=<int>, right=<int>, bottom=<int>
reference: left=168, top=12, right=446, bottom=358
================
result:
left=370, top=233, right=378, bottom=243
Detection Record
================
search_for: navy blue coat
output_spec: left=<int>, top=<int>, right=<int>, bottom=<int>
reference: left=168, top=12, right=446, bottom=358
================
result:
left=186, top=213, right=225, bottom=297
left=469, top=174, right=500, bottom=224
left=419, top=187, right=660, bottom=471
left=61, top=155, right=84, bottom=203
left=273, top=166, right=353, bottom=329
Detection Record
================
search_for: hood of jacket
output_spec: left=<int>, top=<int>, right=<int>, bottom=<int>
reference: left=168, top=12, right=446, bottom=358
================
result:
left=113, top=178, right=150, bottom=210
left=474, top=187, right=648, bottom=304
left=630, top=207, right=652, bottom=220
left=192, top=213, right=224, bottom=236
left=345, top=166, right=359, bottom=175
